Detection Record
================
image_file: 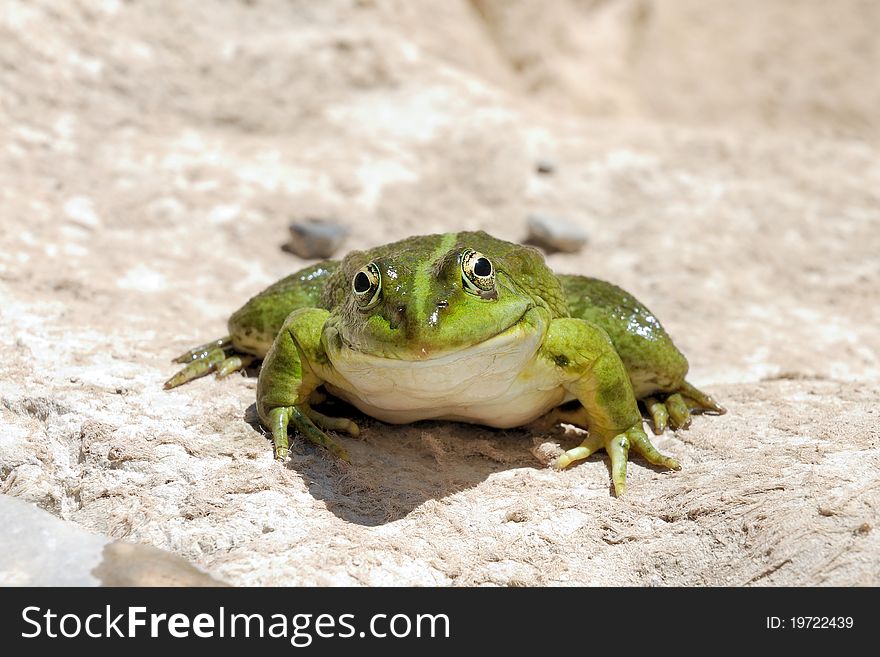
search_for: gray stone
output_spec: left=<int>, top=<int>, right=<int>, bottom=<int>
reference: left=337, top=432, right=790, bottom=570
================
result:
left=0, top=495, right=107, bottom=586
left=0, top=495, right=226, bottom=586
left=525, top=214, right=588, bottom=253
left=286, top=220, right=350, bottom=259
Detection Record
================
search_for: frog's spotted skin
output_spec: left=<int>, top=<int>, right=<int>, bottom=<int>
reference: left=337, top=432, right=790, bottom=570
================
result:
left=166, top=231, right=724, bottom=496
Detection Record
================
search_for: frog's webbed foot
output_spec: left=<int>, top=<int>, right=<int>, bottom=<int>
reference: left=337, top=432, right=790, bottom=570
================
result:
left=642, top=381, right=725, bottom=434
left=164, top=336, right=255, bottom=389
left=267, top=405, right=352, bottom=462
left=553, top=423, right=680, bottom=497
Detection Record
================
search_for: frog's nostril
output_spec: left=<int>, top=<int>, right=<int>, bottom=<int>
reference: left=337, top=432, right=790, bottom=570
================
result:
left=389, top=304, right=406, bottom=330
left=437, top=300, right=449, bottom=309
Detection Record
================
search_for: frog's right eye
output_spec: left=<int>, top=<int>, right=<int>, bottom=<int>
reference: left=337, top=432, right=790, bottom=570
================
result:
left=352, top=263, right=382, bottom=309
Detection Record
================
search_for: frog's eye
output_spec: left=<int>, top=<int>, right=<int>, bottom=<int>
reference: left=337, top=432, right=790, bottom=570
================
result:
left=352, top=263, right=382, bottom=309
left=460, top=249, right=496, bottom=296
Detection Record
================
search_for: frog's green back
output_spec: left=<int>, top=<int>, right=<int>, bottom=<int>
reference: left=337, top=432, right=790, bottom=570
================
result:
left=558, top=274, right=689, bottom=396
left=228, top=262, right=338, bottom=356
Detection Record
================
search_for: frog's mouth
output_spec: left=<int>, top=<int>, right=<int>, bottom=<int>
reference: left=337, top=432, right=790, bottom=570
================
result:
left=329, top=306, right=547, bottom=365
left=325, top=308, right=548, bottom=407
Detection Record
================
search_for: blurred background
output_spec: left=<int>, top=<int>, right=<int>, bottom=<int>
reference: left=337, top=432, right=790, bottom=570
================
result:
left=1, top=1, right=878, bottom=586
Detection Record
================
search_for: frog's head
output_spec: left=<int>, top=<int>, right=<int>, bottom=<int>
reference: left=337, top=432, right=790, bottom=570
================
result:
left=324, top=232, right=565, bottom=360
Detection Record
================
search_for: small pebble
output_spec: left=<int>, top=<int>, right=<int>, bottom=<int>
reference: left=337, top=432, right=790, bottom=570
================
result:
left=535, top=159, right=556, bottom=174
left=525, top=214, right=588, bottom=253
left=285, top=220, right=349, bottom=259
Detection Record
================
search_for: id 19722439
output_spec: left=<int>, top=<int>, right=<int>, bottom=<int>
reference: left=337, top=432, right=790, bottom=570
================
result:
left=767, top=617, right=854, bottom=630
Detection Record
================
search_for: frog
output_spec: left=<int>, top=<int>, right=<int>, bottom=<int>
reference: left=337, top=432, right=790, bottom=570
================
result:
left=165, top=231, right=724, bottom=496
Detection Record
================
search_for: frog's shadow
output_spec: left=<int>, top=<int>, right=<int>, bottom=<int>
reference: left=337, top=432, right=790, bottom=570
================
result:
left=243, top=401, right=677, bottom=524
left=243, top=401, right=572, bottom=527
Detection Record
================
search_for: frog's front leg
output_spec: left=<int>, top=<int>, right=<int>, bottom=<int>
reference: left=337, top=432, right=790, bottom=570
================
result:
left=257, top=308, right=357, bottom=461
left=543, top=318, right=680, bottom=496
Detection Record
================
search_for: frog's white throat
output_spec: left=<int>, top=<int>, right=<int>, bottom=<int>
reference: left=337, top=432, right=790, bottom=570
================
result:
left=321, top=314, right=570, bottom=428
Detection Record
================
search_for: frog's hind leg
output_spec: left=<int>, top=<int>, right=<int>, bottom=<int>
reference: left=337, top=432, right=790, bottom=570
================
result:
left=642, top=381, right=725, bottom=433
left=164, top=336, right=253, bottom=389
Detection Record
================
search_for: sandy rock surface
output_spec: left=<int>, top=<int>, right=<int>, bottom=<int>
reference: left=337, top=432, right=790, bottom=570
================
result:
left=1, top=0, right=878, bottom=585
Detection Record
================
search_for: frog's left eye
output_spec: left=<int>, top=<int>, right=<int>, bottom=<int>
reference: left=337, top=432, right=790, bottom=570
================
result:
left=352, top=263, right=382, bottom=309
left=461, top=249, right=496, bottom=296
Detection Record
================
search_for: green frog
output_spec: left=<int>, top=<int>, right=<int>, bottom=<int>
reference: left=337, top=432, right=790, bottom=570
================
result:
left=166, top=231, right=723, bottom=496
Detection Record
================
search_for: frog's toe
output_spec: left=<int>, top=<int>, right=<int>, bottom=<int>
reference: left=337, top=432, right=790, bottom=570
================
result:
left=268, top=405, right=351, bottom=462
left=267, top=406, right=292, bottom=460
left=609, top=426, right=679, bottom=497
left=638, top=382, right=724, bottom=432
left=172, top=337, right=232, bottom=364
left=554, top=425, right=678, bottom=497
left=665, top=393, right=692, bottom=429
left=291, top=406, right=351, bottom=461
left=643, top=396, right=669, bottom=434
left=304, top=408, right=360, bottom=438
left=216, top=354, right=255, bottom=379
left=552, top=433, right=604, bottom=470
left=164, top=353, right=251, bottom=388
left=680, top=380, right=726, bottom=415
left=606, top=433, right=631, bottom=497
left=164, top=347, right=227, bottom=388
left=165, top=337, right=255, bottom=389
left=627, top=425, right=680, bottom=471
